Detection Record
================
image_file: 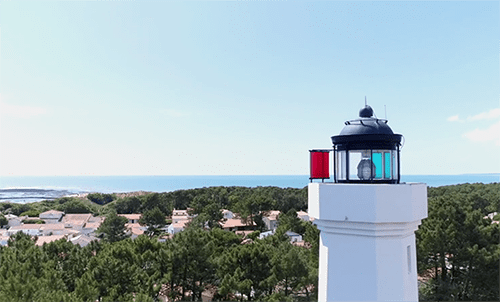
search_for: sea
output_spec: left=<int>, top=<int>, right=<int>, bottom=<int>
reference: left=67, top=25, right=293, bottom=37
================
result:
left=0, top=174, right=498, bottom=204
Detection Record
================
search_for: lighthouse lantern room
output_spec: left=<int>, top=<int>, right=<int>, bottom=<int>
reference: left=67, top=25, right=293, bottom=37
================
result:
left=331, top=104, right=402, bottom=183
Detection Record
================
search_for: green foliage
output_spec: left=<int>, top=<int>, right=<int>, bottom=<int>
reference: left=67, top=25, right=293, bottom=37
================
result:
left=75, top=239, right=150, bottom=301
left=139, top=207, right=167, bottom=236
left=0, top=221, right=315, bottom=302
left=168, top=227, right=215, bottom=301
left=247, top=230, right=261, bottom=241
left=191, top=196, right=224, bottom=229
left=417, top=183, right=500, bottom=301
left=276, top=209, right=305, bottom=237
left=8, top=203, right=32, bottom=216
left=20, top=209, right=41, bottom=217
left=218, top=241, right=274, bottom=300
left=140, top=193, right=173, bottom=216
left=56, top=198, right=96, bottom=214
left=97, top=212, right=130, bottom=243
left=86, top=193, right=116, bottom=205
left=23, top=219, right=45, bottom=224
left=114, top=196, right=143, bottom=214
left=0, top=185, right=318, bottom=301
left=0, top=202, right=13, bottom=213
left=41, top=238, right=92, bottom=293
left=8, top=183, right=498, bottom=301
left=0, top=213, right=8, bottom=227
left=269, top=241, right=309, bottom=297
left=0, top=232, right=69, bottom=301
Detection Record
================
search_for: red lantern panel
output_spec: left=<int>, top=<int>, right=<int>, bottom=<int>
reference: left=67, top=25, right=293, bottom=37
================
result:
left=310, top=151, right=330, bottom=179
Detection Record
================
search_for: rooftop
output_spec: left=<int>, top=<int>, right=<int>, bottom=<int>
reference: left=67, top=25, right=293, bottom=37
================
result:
left=35, top=235, right=66, bottom=246
left=9, top=224, right=43, bottom=230
left=221, top=218, right=256, bottom=229
left=62, top=213, right=92, bottom=223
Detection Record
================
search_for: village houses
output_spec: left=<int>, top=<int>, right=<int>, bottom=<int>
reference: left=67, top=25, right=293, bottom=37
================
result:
left=1, top=206, right=311, bottom=248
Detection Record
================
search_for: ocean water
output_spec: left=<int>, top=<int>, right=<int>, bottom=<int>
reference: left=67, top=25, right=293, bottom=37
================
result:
left=0, top=174, right=498, bottom=204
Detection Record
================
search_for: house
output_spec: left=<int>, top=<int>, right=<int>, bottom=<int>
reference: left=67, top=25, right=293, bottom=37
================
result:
left=70, top=234, right=98, bottom=247
left=7, top=224, right=43, bottom=236
left=171, top=209, right=193, bottom=223
left=39, top=210, right=64, bottom=223
left=5, top=214, right=27, bottom=227
left=82, top=221, right=102, bottom=235
left=41, top=223, right=71, bottom=236
left=61, top=213, right=93, bottom=230
left=259, top=230, right=275, bottom=239
left=262, top=210, right=280, bottom=231
left=285, top=230, right=303, bottom=243
left=172, top=209, right=190, bottom=217
left=297, top=210, right=309, bottom=222
left=172, top=215, right=190, bottom=224
left=167, top=220, right=189, bottom=235
left=118, top=214, right=142, bottom=224
left=221, top=218, right=256, bottom=232
left=126, top=223, right=146, bottom=239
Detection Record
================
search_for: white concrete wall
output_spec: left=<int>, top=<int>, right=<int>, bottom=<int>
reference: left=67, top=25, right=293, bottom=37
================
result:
left=308, top=182, right=427, bottom=223
left=310, top=183, right=427, bottom=301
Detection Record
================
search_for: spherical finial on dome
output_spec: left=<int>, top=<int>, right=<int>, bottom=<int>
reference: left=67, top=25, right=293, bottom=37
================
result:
left=359, top=105, right=374, bottom=118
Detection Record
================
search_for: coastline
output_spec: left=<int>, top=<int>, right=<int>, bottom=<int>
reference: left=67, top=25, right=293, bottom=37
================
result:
left=0, top=174, right=498, bottom=204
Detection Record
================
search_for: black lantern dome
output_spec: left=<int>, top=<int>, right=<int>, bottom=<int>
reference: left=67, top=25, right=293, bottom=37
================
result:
left=331, top=105, right=402, bottom=184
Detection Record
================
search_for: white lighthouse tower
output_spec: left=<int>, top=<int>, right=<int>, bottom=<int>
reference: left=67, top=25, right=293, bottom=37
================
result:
left=308, top=104, right=427, bottom=301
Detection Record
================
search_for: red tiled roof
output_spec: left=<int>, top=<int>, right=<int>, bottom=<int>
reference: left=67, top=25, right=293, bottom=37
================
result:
left=9, top=224, right=43, bottom=230
left=62, top=214, right=92, bottom=223
left=221, top=218, right=256, bottom=229
left=41, top=223, right=67, bottom=231
left=35, top=235, right=66, bottom=246
left=84, top=222, right=102, bottom=229
left=39, top=210, right=64, bottom=217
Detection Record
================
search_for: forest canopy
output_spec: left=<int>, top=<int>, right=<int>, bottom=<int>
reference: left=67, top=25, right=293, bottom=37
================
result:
left=0, top=182, right=498, bottom=301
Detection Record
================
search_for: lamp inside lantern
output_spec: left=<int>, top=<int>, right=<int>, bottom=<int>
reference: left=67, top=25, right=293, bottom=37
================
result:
left=357, top=151, right=375, bottom=180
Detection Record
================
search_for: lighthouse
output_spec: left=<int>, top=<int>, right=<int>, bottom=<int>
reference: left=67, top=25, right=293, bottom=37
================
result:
left=308, top=104, right=427, bottom=301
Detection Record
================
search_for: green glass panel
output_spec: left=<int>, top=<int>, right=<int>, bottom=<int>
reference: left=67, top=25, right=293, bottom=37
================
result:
left=385, top=152, right=391, bottom=179
left=372, top=152, right=383, bottom=179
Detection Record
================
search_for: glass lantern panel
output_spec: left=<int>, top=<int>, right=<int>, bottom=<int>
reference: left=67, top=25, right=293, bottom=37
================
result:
left=372, top=152, right=383, bottom=179
left=392, top=150, right=398, bottom=180
left=348, top=151, right=363, bottom=180
left=384, top=151, right=392, bottom=179
left=336, top=150, right=347, bottom=181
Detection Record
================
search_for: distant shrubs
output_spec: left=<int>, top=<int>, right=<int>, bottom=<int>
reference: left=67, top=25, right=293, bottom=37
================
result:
left=24, top=219, right=45, bottom=224
left=0, top=213, right=7, bottom=227
left=8, top=203, right=32, bottom=216
left=56, top=198, right=95, bottom=214
left=86, top=193, right=116, bottom=205
left=19, top=210, right=41, bottom=217
left=114, top=196, right=143, bottom=214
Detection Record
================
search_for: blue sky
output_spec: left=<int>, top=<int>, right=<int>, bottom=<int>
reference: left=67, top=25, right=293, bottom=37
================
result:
left=0, top=1, right=498, bottom=176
